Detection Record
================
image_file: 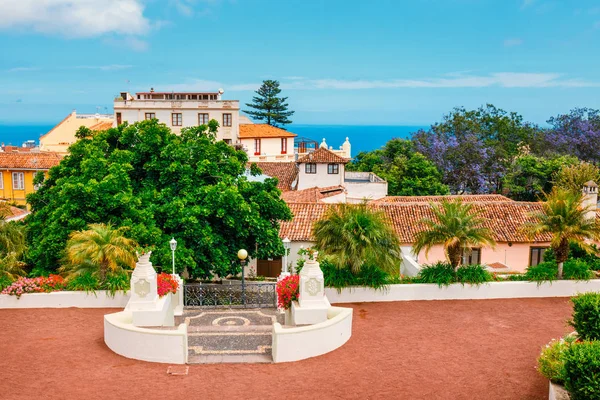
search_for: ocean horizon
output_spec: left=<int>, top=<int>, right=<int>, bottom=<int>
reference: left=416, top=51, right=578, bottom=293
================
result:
left=0, top=123, right=429, bottom=155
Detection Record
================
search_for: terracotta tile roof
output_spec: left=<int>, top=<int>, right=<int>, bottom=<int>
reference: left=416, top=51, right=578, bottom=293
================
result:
left=251, top=162, right=298, bottom=192
left=281, top=186, right=345, bottom=203
left=239, top=124, right=297, bottom=139
left=488, top=262, right=509, bottom=269
left=3, top=205, right=29, bottom=221
left=297, top=147, right=349, bottom=164
left=280, top=201, right=552, bottom=243
left=89, top=121, right=114, bottom=131
left=373, top=194, right=514, bottom=203
left=1, top=146, right=34, bottom=153
left=0, top=152, right=63, bottom=170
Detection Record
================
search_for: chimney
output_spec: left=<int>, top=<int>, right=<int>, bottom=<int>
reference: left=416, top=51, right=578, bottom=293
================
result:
left=582, top=180, right=598, bottom=220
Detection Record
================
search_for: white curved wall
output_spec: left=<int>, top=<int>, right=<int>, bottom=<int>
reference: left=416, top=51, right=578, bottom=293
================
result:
left=104, top=311, right=187, bottom=364
left=272, top=306, right=352, bottom=363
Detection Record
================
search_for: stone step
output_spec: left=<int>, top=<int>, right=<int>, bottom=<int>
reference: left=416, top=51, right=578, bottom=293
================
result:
left=187, top=325, right=272, bottom=333
left=188, top=331, right=272, bottom=357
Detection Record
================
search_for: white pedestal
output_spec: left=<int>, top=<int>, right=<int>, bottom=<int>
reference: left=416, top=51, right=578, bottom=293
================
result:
left=172, top=274, right=184, bottom=317
left=291, top=255, right=330, bottom=325
left=131, top=293, right=175, bottom=327
left=291, top=297, right=330, bottom=325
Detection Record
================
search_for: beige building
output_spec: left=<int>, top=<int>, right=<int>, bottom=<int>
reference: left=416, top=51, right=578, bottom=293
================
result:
left=114, top=89, right=240, bottom=143
left=240, top=124, right=297, bottom=162
left=40, top=111, right=113, bottom=153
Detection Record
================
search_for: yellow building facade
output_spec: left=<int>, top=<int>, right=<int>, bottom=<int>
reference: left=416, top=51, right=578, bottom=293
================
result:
left=0, top=152, right=62, bottom=206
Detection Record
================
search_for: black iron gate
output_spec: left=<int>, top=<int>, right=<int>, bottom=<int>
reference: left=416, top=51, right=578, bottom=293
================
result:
left=184, top=282, right=277, bottom=308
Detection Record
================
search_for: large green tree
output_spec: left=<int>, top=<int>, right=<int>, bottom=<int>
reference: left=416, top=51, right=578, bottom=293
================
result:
left=243, top=80, right=294, bottom=127
left=522, top=188, right=600, bottom=278
left=503, top=153, right=578, bottom=201
left=347, top=138, right=449, bottom=196
left=26, top=119, right=292, bottom=278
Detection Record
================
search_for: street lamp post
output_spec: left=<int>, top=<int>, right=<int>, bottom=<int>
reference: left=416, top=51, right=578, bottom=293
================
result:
left=281, top=237, right=291, bottom=279
left=237, top=249, right=248, bottom=305
left=169, top=238, right=177, bottom=275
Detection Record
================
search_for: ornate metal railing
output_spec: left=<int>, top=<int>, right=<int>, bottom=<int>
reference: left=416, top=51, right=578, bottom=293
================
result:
left=184, top=282, right=277, bottom=308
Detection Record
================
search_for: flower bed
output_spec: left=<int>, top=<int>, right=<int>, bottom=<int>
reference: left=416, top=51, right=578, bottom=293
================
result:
left=157, top=273, right=179, bottom=297
left=1, top=275, right=66, bottom=298
left=276, top=275, right=300, bottom=310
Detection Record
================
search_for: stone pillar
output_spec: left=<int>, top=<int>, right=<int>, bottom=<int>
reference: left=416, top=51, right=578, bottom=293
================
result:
left=127, top=252, right=174, bottom=327
left=291, top=251, right=330, bottom=325
left=129, top=252, right=158, bottom=310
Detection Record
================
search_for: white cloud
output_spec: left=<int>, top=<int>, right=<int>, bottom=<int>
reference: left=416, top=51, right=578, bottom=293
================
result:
left=504, top=38, right=523, bottom=47
left=0, top=0, right=151, bottom=38
left=521, top=0, right=536, bottom=8
left=163, top=73, right=600, bottom=92
left=103, top=36, right=149, bottom=52
left=71, top=64, right=133, bottom=71
left=6, top=67, right=40, bottom=72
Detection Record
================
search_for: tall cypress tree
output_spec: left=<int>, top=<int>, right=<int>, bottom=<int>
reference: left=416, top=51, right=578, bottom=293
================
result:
left=244, top=80, right=294, bottom=127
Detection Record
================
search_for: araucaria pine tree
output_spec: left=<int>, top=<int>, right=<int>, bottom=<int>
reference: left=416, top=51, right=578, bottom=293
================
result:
left=244, top=80, right=294, bottom=127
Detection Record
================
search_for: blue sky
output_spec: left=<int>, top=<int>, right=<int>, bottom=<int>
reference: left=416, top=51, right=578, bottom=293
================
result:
left=0, top=0, right=599, bottom=125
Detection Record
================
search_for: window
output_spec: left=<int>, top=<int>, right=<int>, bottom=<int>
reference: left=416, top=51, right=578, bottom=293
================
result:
left=462, top=247, right=481, bottom=265
left=12, top=172, right=24, bottom=190
left=144, top=113, right=155, bottom=120
left=254, top=139, right=261, bottom=155
left=530, top=247, right=548, bottom=267
left=281, top=138, right=287, bottom=154
left=223, top=139, right=232, bottom=145
left=328, top=163, right=339, bottom=174
left=116, top=112, right=122, bottom=125
left=198, top=113, right=209, bottom=125
left=171, top=113, right=182, bottom=126
left=0, top=172, right=3, bottom=189
left=223, top=113, right=232, bottom=127
left=305, top=163, right=317, bottom=174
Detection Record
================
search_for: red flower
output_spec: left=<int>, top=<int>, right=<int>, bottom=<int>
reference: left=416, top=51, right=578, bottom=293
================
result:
left=276, top=275, right=300, bottom=310
left=157, top=273, right=179, bottom=297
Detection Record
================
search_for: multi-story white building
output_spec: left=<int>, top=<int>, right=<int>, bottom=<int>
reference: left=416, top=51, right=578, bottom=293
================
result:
left=113, top=89, right=240, bottom=143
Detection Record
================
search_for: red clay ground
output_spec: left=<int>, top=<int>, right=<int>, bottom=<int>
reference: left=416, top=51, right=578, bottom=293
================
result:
left=0, top=298, right=572, bottom=400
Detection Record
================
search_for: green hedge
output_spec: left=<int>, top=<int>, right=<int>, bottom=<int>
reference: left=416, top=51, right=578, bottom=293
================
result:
left=563, top=341, right=600, bottom=399
left=571, top=293, right=600, bottom=341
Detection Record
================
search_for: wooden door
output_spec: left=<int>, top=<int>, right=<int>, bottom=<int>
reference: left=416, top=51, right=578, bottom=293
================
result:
left=256, top=258, right=282, bottom=278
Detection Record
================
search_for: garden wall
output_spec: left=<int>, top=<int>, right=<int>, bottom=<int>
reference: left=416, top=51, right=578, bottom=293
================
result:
left=104, top=310, right=188, bottom=364
left=272, top=306, right=353, bottom=363
left=0, top=291, right=130, bottom=309
left=325, top=280, right=600, bottom=303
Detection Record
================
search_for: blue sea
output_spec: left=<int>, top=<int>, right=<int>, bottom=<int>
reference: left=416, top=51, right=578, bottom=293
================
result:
left=0, top=124, right=428, bottom=155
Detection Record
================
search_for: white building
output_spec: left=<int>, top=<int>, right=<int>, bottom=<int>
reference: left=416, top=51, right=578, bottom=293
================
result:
left=114, top=89, right=240, bottom=143
left=239, top=124, right=296, bottom=162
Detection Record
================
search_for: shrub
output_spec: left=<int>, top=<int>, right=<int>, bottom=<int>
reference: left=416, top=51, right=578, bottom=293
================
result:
left=356, top=264, right=389, bottom=291
left=570, top=292, right=600, bottom=341
left=28, top=266, right=52, bottom=278
left=525, top=262, right=557, bottom=282
left=102, top=272, right=130, bottom=297
left=0, top=275, right=13, bottom=291
left=1, top=277, right=44, bottom=297
left=563, top=341, right=600, bottom=399
left=418, top=262, right=455, bottom=287
left=157, top=273, right=179, bottom=297
left=503, top=274, right=529, bottom=281
left=320, top=259, right=358, bottom=291
left=276, top=274, right=299, bottom=310
left=66, top=272, right=99, bottom=293
left=537, top=336, right=576, bottom=384
left=564, top=259, right=594, bottom=281
left=456, top=264, right=493, bottom=285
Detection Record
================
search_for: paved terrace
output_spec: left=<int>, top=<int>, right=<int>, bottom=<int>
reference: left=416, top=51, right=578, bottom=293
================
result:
left=1, top=298, right=572, bottom=400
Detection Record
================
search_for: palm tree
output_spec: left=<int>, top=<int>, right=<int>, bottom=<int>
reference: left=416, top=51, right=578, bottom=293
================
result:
left=522, top=188, right=600, bottom=278
left=0, top=210, right=28, bottom=281
left=413, top=199, right=496, bottom=271
left=312, top=202, right=402, bottom=273
left=62, top=223, right=138, bottom=281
